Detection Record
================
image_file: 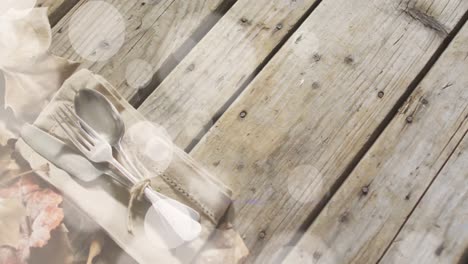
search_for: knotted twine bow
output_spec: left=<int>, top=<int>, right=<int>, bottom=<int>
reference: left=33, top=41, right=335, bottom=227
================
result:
left=127, top=178, right=152, bottom=233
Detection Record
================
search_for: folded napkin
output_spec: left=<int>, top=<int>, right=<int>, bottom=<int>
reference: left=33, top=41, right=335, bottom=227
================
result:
left=16, top=69, right=241, bottom=263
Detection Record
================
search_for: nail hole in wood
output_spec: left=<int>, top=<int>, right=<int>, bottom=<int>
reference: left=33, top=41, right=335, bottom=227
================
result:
left=406, top=116, right=413, bottom=123
left=312, top=53, right=321, bottom=62
left=405, top=193, right=411, bottom=200
left=258, top=230, right=266, bottom=239
left=312, top=82, right=321, bottom=89
left=339, top=212, right=350, bottom=223
left=361, top=186, right=369, bottom=195
left=435, top=243, right=445, bottom=256
left=344, top=55, right=354, bottom=64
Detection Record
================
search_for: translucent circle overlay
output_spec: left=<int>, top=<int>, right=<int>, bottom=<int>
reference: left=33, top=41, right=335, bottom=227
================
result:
left=182, top=109, right=213, bottom=143
left=125, top=121, right=174, bottom=175
left=144, top=198, right=201, bottom=249
left=286, top=165, right=324, bottom=204
left=68, top=1, right=125, bottom=61
left=0, top=0, right=36, bottom=19
left=125, top=59, right=153, bottom=90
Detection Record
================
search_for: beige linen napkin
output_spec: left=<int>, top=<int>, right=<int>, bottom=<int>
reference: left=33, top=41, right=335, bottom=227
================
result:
left=16, top=69, right=244, bottom=263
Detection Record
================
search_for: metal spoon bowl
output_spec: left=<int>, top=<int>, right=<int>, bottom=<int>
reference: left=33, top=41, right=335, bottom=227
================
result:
left=74, top=89, right=124, bottom=147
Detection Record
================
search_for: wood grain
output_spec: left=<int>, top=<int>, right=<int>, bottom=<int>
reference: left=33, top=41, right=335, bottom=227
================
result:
left=180, top=0, right=468, bottom=262
left=36, top=0, right=79, bottom=25
left=139, top=0, right=321, bottom=149
left=285, top=20, right=468, bottom=264
left=380, top=135, right=468, bottom=264
left=50, top=0, right=233, bottom=99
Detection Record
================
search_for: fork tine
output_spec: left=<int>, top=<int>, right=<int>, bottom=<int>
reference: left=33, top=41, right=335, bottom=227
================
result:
left=53, top=113, right=91, bottom=153
left=56, top=108, right=94, bottom=150
left=62, top=105, right=101, bottom=139
left=57, top=105, right=95, bottom=145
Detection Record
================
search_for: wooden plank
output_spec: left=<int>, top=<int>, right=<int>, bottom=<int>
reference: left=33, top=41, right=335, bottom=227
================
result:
left=171, top=0, right=468, bottom=262
left=50, top=0, right=234, bottom=100
left=380, top=135, right=468, bottom=264
left=138, top=0, right=322, bottom=149
left=284, top=21, right=468, bottom=263
left=36, top=0, right=79, bottom=26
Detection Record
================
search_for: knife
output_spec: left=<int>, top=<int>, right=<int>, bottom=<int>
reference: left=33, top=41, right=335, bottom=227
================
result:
left=20, top=123, right=124, bottom=185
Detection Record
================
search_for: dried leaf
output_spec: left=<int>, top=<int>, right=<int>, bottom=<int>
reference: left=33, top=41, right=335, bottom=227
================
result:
left=0, top=198, right=26, bottom=248
left=29, top=225, right=74, bottom=264
left=0, top=175, right=64, bottom=262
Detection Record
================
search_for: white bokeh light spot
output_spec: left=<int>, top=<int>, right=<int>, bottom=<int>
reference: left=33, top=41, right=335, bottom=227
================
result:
left=125, top=121, right=174, bottom=175
left=287, top=165, right=324, bottom=204
left=144, top=198, right=201, bottom=249
left=125, top=59, right=153, bottom=90
left=68, top=1, right=125, bottom=61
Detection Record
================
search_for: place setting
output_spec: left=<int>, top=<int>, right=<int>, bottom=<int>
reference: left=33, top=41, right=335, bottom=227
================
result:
left=15, top=70, right=234, bottom=263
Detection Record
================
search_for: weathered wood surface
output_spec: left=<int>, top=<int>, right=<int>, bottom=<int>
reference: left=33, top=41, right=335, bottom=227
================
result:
left=285, top=20, right=468, bottom=264
left=36, top=0, right=78, bottom=26
left=36, top=0, right=468, bottom=262
left=380, top=135, right=468, bottom=264
left=139, top=0, right=321, bottom=149
left=50, top=0, right=234, bottom=100
left=179, top=0, right=468, bottom=262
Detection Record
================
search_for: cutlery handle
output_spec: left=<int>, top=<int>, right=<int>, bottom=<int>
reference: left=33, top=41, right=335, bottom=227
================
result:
left=150, top=200, right=202, bottom=242
left=109, top=159, right=144, bottom=188
left=143, top=188, right=200, bottom=221
left=115, top=145, right=145, bottom=180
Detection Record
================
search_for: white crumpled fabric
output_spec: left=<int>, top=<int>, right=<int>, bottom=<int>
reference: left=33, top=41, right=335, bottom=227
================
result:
left=0, top=7, right=79, bottom=144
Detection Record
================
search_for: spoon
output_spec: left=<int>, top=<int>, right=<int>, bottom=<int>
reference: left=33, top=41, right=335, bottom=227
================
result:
left=73, top=88, right=201, bottom=222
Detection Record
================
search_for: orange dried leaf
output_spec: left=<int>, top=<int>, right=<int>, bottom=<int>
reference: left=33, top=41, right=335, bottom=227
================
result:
left=0, top=175, right=64, bottom=263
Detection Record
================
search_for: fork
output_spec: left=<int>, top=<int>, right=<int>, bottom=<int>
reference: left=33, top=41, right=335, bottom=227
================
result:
left=54, top=105, right=202, bottom=242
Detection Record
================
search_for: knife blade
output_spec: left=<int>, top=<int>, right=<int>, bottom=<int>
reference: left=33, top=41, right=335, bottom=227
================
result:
left=20, top=123, right=120, bottom=183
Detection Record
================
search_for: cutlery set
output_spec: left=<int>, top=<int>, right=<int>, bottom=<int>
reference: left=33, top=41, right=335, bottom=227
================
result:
left=22, top=88, right=202, bottom=246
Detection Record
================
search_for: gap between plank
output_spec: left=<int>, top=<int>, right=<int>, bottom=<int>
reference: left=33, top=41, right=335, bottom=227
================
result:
left=130, top=0, right=238, bottom=107
left=184, top=0, right=326, bottom=153
left=281, top=7, right=468, bottom=262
